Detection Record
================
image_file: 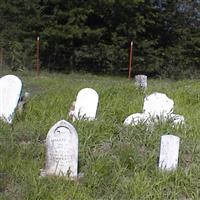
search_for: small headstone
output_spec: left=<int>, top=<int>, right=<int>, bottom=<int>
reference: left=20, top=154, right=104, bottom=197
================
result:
left=143, top=92, right=174, bottom=118
left=135, top=75, right=147, bottom=90
left=41, top=120, right=78, bottom=179
left=0, top=75, right=22, bottom=123
left=124, top=113, right=148, bottom=126
left=159, top=134, right=180, bottom=171
left=73, top=88, right=99, bottom=121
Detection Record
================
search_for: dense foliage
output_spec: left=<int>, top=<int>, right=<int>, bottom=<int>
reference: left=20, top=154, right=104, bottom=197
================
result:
left=0, top=0, right=200, bottom=77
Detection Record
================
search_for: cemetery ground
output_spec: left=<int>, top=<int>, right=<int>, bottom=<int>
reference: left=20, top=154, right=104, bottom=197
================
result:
left=0, top=71, right=200, bottom=200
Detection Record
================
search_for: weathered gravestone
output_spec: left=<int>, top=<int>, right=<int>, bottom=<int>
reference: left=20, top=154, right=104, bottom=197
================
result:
left=135, top=75, right=147, bottom=90
left=0, top=75, right=22, bottom=123
left=159, top=135, right=180, bottom=171
left=143, top=92, right=174, bottom=119
left=124, top=92, right=185, bottom=127
left=73, top=88, right=99, bottom=121
left=41, top=120, right=78, bottom=179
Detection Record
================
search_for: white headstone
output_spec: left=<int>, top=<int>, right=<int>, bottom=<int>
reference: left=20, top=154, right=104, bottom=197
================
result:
left=0, top=75, right=22, bottom=123
left=159, top=135, right=180, bottom=171
left=135, top=75, right=147, bottom=90
left=73, top=88, right=99, bottom=121
left=41, top=120, right=78, bottom=179
left=143, top=92, right=174, bottom=118
left=124, top=113, right=148, bottom=126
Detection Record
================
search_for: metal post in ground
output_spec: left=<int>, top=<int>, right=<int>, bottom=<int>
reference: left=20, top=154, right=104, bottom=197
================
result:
left=36, top=36, right=40, bottom=77
left=128, top=41, right=133, bottom=80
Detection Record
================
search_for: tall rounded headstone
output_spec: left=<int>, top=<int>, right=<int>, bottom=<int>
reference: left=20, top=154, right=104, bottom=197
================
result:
left=0, top=75, right=22, bottom=123
left=73, top=88, right=99, bottom=121
left=135, top=75, right=147, bottom=90
left=41, top=120, right=78, bottom=179
left=159, top=135, right=180, bottom=171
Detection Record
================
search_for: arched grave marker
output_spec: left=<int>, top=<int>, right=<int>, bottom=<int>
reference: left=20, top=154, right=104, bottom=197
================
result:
left=41, top=120, right=78, bottom=179
left=73, top=88, right=99, bottom=121
left=159, top=135, right=180, bottom=171
left=0, top=75, right=22, bottom=123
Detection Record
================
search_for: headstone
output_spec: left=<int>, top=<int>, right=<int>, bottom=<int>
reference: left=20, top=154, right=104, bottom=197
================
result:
left=159, top=135, right=180, bottom=171
left=0, top=75, right=22, bottom=123
left=73, top=88, right=99, bottom=121
left=143, top=92, right=174, bottom=118
left=123, top=92, right=185, bottom=128
left=41, top=120, right=78, bottom=179
left=124, top=113, right=148, bottom=126
left=135, top=75, right=147, bottom=90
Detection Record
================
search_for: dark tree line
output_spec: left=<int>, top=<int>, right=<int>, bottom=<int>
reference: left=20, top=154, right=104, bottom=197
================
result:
left=0, top=0, right=199, bottom=78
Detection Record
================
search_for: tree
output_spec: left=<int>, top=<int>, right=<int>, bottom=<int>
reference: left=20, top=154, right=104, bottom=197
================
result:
left=0, top=0, right=199, bottom=78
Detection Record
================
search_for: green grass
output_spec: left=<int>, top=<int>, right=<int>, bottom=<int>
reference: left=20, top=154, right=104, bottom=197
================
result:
left=0, top=71, right=200, bottom=199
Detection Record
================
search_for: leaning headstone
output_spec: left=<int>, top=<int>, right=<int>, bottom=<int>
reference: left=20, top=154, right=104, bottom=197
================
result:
left=73, top=88, right=99, bottom=121
left=143, top=92, right=174, bottom=119
left=0, top=75, right=22, bottom=123
left=159, top=135, right=180, bottom=171
left=135, top=75, right=147, bottom=90
left=124, top=113, right=148, bottom=126
left=41, top=120, right=78, bottom=180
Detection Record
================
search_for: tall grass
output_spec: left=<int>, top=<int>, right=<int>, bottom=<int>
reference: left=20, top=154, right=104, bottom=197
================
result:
left=0, top=71, right=199, bottom=199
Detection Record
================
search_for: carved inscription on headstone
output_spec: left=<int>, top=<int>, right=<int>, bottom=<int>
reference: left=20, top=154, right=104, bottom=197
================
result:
left=41, top=120, right=78, bottom=179
left=159, top=135, right=180, bottom=171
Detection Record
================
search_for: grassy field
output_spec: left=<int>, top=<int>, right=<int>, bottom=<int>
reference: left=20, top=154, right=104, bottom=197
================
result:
left=0, top=71, right=200, bottom=200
